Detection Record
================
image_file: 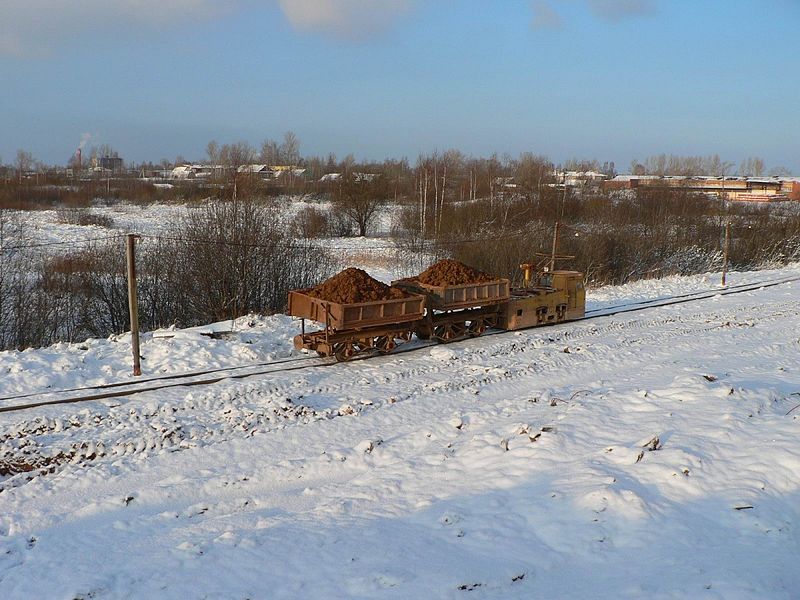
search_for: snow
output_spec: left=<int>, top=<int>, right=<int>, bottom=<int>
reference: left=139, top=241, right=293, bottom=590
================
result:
left=0, top=263, right=799, bottom=598
left=0, top=314, right=303, bottom=399
left=4, top=203, right=190, bottom=246
left=4, top=199, right=409, bottom=283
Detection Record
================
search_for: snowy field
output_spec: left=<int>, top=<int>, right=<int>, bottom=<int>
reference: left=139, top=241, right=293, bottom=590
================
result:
left=0, top=264, right=799, bottom=598
left=3, top=199, right=409, bottom=283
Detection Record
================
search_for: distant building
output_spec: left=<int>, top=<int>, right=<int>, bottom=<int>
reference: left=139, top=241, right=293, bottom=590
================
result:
left=169, top=164, right=305, bottom=181
left=602, top=175, right=799, bottom=202
left=319, top=172, right=373, bottom=183
left=170, top=164, right=225, bottom=179
left=493, top=176, right=517, bottom=189
left=553, top=170, right=608, bottom=189
left=171, top=165, right=196, bottom=179
left=99, top=156, right=124, bottom=173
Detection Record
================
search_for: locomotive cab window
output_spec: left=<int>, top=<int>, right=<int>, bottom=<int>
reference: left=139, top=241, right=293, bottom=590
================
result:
left=516, top=309, right=523, bottom=316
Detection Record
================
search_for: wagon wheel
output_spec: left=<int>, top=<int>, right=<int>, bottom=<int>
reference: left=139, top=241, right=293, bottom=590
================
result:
left=333, top=342, right=356, bottom=362
left=468, top=318, right=486, bottom=337
left=356, top=338, right=374, bottom=352
left=397, top=330, right=412, bottom=342
left=376, top=336, right=396, bottom=354
left=434, top=324, right=458, bottom=343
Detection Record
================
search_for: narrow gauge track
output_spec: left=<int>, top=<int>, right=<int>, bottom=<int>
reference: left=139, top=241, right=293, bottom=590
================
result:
left=2, top=274, right=797, bottom=415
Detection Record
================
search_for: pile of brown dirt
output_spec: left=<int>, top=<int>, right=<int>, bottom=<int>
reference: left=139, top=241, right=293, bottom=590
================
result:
left=415, top=259, right=496, bottom=286
left=305, top=267, right=407, bottom=304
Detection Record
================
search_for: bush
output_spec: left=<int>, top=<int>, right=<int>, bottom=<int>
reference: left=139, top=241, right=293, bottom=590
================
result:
left=0, top=199, right=334, bottom=350
left=291, top=205, right=330, bottom=238
left=57, top=208, right=114, bottom=228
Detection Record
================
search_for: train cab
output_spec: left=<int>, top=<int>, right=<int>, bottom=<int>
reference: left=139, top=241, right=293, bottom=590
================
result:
left=499, top=270, right=585, bottom=330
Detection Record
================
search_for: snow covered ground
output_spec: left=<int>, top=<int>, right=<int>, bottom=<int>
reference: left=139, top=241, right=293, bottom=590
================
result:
left=3, top=199, right=411, bottom=283
left=0, top=264, right=799, bottom=598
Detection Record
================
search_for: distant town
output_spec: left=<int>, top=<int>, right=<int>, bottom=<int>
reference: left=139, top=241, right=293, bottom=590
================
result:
left=4, top=140, right=798, bottom=204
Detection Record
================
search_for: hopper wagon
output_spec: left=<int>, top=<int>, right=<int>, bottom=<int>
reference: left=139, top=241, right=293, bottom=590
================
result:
left=288, top=289, right=425, bottom=361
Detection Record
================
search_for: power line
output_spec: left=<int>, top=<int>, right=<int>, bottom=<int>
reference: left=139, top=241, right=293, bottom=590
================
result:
left=0, top=228, right=539, bottom=254
left=0, top=235, right=123, bottom=253
left=141, top=229, right=537, bottom=251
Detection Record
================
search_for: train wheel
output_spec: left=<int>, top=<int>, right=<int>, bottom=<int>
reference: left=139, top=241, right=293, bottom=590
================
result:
left=376, top=336, right=396, bottom=354
left=468, top=319, right=486, bottom=337
left=334, top=342, right=356, bottom=362
left=434, top=324, right=458, bottom=342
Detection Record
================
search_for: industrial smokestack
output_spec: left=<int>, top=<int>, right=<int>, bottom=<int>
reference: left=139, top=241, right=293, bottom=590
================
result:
left=77, top=148, right=82, bottom=172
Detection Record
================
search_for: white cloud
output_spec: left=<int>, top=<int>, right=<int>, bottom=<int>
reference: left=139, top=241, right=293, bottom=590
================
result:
left=0, top=0, right=232, bottom=58
left=530, top=0, right=563, bottom=30
left=1, top=0, right=416, bottom=57
left=277, top=0, right=413, bottom=40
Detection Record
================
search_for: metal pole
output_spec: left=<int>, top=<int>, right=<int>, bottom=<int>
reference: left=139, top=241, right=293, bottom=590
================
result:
left=126, top=234, right=142, bottom=376
left=550, top=221, right=560, bottom=272
left=722, top=221, right=730, bottom=287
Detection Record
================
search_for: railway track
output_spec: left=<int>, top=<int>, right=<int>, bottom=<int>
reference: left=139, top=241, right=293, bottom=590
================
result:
left=1, top=273, right=798, bottom=414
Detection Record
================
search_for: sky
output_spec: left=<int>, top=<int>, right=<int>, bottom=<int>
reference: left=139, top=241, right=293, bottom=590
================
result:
left=0, top=0, right=798, bottom=173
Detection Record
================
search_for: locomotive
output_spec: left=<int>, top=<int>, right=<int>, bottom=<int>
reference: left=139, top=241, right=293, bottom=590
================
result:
left=288, top=261, right=585, bottom=361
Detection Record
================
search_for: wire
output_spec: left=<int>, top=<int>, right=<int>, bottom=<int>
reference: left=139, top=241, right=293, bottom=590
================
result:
left=0, top=227, right=537, bottom=254
left=140, top=229, right=538, bottom=251
left=0, top=235, right=124, bottom=253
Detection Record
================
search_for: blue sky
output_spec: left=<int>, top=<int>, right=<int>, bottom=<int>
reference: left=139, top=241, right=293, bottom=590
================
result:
left=1, top=0, right=798, bottom=172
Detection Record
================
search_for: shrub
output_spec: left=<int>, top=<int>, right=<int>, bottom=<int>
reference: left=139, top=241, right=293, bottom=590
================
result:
left=56, top=208, right=114, bottom=228
left=291, top=205, right=330, bottom=238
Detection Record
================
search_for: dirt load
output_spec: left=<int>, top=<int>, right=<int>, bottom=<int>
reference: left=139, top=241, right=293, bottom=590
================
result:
left=305, top=268, right=407, bottom=304
left=416, top=259, right=496, bottom=287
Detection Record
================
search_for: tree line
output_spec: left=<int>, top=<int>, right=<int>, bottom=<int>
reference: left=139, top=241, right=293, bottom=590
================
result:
left=2, top=139, right=799, bottom=351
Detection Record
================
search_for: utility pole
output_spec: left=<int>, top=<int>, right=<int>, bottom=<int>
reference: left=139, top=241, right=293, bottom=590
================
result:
left=550, top=221, right=560, bottom=272
left=721, top=221, right=731, bottom=287
left=126, top=234, right=142, bottom=376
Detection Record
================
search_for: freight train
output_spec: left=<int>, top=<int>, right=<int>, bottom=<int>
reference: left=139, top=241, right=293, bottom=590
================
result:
left=288, top=260, right=585, bottom=361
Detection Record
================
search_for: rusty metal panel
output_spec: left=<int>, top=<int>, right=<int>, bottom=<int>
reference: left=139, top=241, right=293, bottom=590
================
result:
left=288, top=290, right=424, bottom=331
left=393, top=278, right=510, bottom=310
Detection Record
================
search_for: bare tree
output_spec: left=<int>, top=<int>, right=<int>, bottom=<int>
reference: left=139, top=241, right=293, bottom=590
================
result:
left=515, top=153, right=553, bottom=201
left=15, top=149, right=33, bottom=183
left=739, top=156, right=766, bottom=177
left=280, top=131, right=300, bottom=165
left=260, top=139, right=279, bottom=165
left=99, top=143, right=118, bottom=158
left=218, top=142, right=256, bottom=200
left=334, top=172, right=388, bottom=237
left=206, top=140, right=219, bottom=165
left=769, top=165, right=791, bottom=177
